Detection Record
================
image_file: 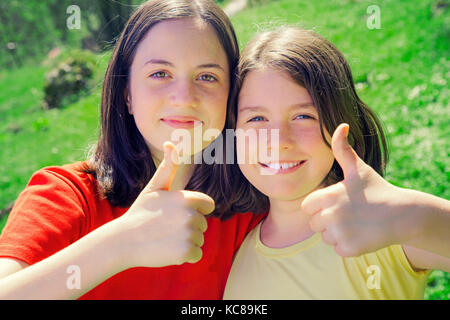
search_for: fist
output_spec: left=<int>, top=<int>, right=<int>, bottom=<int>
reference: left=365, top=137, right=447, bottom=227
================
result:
left=115, top=142, right=215, bottom=268
left=302, top=124, right=402, bottom=257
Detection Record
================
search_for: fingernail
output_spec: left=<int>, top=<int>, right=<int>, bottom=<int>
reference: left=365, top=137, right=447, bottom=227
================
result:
left=343, top=124, right=350, bottom=138
left=163, top=143, right=170, bottom=160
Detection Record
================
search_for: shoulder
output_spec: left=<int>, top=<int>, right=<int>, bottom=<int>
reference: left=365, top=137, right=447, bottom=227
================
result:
left=34, top=161, right=96, bottom=188
left=27, top=161, right=100, bottom=202
left=0, top=162, right=102, bottom=264
left=6, top=161, right=106, bottom=234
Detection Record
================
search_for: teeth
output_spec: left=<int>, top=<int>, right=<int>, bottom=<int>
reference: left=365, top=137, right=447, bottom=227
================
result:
left=265, top=161, right=303, bottom=170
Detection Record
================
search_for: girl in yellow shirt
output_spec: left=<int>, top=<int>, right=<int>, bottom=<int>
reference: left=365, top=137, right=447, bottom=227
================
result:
left=223, top=27, right=450, bottom=300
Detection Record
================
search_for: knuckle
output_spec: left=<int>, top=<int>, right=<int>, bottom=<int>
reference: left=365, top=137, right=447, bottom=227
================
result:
left=193, top=247, right=203, bottom=262
left=321, top=230, right=335, bottom=245
left=333, top=229, right=362, bottom=257
left=198, top=233, right=205, bottom=247
left=196, top=215, right=208, bottom=232
left=191, top=230, right=204, bottom=247
left=328, top=223, right=345, bottom=242
left=174, top=257, right=185, bottom=266
left=177, top=243, right=193, bottom=264
left=173, top=248, right=188, bottom=265
left=187, top=246, right=202, bottom=263
left=336, top=243, right=360, bottom=257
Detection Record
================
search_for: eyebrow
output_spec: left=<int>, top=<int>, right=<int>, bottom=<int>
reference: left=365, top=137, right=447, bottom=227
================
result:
left=143, top=59, right=225, bottom=71
left=239, top=103, right=316, bottom=113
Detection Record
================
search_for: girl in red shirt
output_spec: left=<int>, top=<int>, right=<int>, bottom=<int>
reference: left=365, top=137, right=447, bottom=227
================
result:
left=0, top=0, right=264, bottom=299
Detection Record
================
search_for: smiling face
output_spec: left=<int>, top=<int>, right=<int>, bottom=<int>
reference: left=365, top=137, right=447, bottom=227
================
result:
left=127, top=18, right=230, bottom=163
left=236, top=68, right=335, bottom=201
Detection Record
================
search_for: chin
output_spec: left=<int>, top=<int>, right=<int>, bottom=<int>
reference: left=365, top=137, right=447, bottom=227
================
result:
left=257, top=185, right=311, bottom=201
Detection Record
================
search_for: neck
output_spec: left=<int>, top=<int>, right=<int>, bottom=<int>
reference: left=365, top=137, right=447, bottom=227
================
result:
left=261, top=195, right=315, bottom=248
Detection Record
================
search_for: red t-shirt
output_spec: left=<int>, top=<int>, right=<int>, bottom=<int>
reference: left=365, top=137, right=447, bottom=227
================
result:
left=0, top=162, right=265, bottom=299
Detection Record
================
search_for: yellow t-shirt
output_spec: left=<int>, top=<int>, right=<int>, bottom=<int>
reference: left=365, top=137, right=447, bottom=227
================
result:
left=224, top=222, right=431, bottom=300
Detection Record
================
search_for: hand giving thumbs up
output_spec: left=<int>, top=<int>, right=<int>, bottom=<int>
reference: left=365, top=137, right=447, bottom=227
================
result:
left=113, top=141, right=215, bottom=268
left=302, top=124, right=401, bottom=257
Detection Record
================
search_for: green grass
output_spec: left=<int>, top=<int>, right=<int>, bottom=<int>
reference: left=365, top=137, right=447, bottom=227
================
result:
left=0, top=50, right=110, bottom=221
left=0, top=0, right=449, bottom=299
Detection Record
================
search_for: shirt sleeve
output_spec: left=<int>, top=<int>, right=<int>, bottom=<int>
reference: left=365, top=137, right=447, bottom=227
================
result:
left=0, top=167, right=89, bottom=265
left=391, top=245, right=433, bottom=278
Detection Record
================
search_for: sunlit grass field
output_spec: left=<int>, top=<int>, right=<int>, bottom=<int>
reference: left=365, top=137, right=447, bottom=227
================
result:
left=0, top=0, right=448, bottom=299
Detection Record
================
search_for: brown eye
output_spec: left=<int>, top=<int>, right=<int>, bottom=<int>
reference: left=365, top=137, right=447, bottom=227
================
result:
left=198, top=74, right=217, bottom=82
left=150, top=71, right=168, bottom=78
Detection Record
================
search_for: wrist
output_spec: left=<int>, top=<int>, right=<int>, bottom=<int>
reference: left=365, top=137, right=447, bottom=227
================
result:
left=89, top=218, right=132, bottom=273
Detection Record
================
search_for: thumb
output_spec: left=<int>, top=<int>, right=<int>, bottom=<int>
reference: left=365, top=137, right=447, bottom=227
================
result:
left=145, top=141, right=179, bottom=192
left=331, top=123, right=360, bottom=178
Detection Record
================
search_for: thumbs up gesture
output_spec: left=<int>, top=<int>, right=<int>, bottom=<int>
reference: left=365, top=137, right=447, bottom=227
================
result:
left=302, top=124, right=403, bottom=257
left=113, top=141, right=215, bottom=268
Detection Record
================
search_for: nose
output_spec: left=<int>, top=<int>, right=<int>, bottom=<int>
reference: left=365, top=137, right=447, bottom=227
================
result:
left=267, top=122, right=295, bottom=151
left=168, top=78, right=198, bottom=108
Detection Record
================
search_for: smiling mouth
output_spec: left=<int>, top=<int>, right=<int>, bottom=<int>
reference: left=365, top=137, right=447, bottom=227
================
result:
left=258, top=160, right=306, bottom=173
left=161, top=117, right=203, bottom=128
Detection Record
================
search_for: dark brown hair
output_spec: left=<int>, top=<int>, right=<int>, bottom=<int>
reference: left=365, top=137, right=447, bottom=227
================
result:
left=226, top=26, right=388, bottom=214
left=81, top=0, right=240, bottom=219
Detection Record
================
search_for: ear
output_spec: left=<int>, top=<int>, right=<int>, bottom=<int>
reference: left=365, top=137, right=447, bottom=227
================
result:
left=124, top=86, right=132, bottom=114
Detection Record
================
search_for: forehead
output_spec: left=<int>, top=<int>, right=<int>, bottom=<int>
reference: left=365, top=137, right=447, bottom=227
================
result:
left=238, top=68, right=313, bottom=110
left=132, top=18, right=228, bottom=68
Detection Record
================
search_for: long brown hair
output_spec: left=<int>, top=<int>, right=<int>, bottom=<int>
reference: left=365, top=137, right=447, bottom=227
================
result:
left=82, top=0, right=240, bottom=219
left=226, top=26, right=388, bottom=214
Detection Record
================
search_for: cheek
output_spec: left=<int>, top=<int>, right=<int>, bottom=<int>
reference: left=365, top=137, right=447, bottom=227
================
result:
left=129, top=82, right=160, bottom=115
left=318, top=147, right=335, bottom=173
left=128, top=87, right=165, bottom=144
left=236, top=128, right=260, bottom=165
left=294, top=126, right=328, bottom=149
left=131, top=101, right=159, bottom=135
left=306, top=131, right=335, bottom=174
left=205, top=88, right=228, bottom=129
left=236, top=130, right=268, bottom=192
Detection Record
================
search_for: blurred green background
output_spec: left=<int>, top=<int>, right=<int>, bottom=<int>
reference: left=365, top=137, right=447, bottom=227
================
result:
left=0, top=0, right=448, bottom=299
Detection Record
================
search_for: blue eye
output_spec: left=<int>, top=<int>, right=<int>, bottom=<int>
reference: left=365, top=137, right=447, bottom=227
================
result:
left=295, top=114, right=314, bottom=120
left=199, top=74, right=217, bottom=82
left=150, top=71, right=168, bottom=79
left=247, top=116, right=266, bottom=122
